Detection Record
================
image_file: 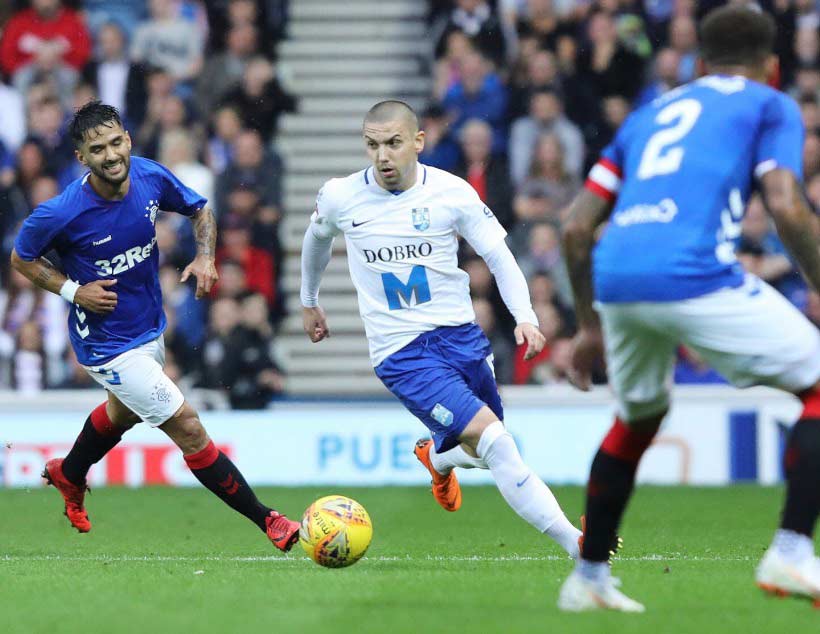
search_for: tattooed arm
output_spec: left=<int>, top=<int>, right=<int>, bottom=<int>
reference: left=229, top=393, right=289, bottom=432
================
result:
left=10, top=249, right=118, bottom=314
left=180, top=206, right=219, bottom=298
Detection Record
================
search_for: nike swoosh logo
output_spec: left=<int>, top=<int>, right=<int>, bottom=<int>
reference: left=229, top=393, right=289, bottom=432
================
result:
left=516, top=474, right=531, bottom=488
left=351, top=219, right=375, bottom=227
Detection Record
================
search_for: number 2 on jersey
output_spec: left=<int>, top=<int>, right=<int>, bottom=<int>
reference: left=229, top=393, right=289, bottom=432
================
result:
left=637, top=98, right=702, bottom=180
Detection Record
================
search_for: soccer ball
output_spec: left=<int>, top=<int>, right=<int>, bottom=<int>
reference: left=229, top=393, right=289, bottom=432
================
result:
left=299, top=495, right=373, bottom=568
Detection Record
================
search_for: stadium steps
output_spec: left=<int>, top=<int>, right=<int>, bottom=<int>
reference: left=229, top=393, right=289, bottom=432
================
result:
left=277, top=0, right=428, bottom=395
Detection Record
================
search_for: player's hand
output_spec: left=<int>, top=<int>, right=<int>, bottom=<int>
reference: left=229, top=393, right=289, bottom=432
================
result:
left=75, top=279, right=118, bottom=314
left=180, top=255, right=218, bottom=299
left=303, top=306, right=330, bottom=342
left=568, top=326, right=605, bottom=391
left=515, top=323, right=545, bottom=361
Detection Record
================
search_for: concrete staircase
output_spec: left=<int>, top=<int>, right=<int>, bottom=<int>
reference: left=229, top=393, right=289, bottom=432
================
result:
left=276, top=0, right=431, bottom=395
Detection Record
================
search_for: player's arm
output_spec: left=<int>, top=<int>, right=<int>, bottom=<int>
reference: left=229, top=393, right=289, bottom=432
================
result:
left=300, top=223, right=334, bottom=343
left=759, top=169, right=820, bottom=292
left=561, top=187, right=615, bottom=390
left=180, top=206, right=218, bottom=299
left=481, top=242, right=545, bottom=360
left=10, top=249, right=118, bottom=314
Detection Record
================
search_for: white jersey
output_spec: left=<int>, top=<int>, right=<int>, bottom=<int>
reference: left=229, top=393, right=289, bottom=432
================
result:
left=310, top=163, right=507, bottom=366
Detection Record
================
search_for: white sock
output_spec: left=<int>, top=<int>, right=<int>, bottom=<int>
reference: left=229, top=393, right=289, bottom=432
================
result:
left=476, top=421, right=581, bottom=558
left=577, top=558, right=611, bottom=584
left=430, top=443, right=487, bottom=475
left=772, top=529, right=815, bottom=563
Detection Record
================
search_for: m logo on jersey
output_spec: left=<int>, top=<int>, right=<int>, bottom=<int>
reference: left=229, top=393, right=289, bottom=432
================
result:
left=411, top=207, right=430, bottom=231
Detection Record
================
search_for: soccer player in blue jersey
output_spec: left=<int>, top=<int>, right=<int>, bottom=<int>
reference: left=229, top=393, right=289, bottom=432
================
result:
left=10, top=101, right=300, bottom=551
left=557, top=6, right=820, bottom=611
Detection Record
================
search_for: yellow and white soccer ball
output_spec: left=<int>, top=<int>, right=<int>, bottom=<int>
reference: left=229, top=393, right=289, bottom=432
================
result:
left=299, top=495, right=373, bottom=568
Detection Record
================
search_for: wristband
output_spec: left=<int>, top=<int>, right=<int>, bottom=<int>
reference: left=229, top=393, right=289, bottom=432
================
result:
left=59, top=279, right=80, bottom=304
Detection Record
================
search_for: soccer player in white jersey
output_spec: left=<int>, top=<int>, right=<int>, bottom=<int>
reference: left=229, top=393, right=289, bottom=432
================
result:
left=300, top=100, right=586, bottom=559
left=557, top=6, right=820, bottom=612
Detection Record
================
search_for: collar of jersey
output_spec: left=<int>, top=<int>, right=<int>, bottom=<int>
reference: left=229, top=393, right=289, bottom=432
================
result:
left=364, top=163, right=428, bottom=195
left=81, top=171, right=132, bottom=204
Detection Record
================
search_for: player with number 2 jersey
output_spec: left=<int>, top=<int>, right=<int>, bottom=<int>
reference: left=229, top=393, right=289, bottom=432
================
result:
left=558, top=6, right=820, bottom=613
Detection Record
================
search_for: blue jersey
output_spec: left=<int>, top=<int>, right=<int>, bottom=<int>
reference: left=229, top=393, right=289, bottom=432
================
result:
left=587, top=75, right=804, bottom=303
left=14, top=156, right=206, bottom=365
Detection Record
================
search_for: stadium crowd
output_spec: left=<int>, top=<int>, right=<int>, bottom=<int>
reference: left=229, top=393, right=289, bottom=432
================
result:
left=1, top=0, right=820, bottom=402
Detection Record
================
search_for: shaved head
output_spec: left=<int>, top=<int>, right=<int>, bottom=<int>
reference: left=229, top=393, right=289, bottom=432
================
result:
left=363, top=100, right=419, bottom=133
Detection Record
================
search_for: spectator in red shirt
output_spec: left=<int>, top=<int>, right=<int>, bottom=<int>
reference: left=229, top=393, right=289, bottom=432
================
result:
left=215, top=214, right=276, bottom=306
left=0, top=0, right=91, bottom=101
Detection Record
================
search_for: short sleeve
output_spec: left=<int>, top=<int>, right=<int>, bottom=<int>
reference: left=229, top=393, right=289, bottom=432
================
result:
left=153, top=160, right=207, bottom=216
left=14, top=203, right=63, bottom=261
left=754, top=94, right=804, bottom=181
left=455, top=182, right=507, bottom=256
left=309, top=180, right=342, bottom=239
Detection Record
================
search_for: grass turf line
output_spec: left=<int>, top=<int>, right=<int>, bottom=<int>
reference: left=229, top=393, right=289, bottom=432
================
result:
left=0, top=485, right=817, bottom=633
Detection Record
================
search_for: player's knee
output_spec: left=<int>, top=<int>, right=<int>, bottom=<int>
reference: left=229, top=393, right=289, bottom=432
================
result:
left=161, top=404, right=208, bottom=454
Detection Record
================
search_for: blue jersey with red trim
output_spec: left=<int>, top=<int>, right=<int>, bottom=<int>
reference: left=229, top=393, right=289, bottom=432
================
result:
left=14, top=156, right=206, bottom=365
left=587, top=75, right=803, bottom=302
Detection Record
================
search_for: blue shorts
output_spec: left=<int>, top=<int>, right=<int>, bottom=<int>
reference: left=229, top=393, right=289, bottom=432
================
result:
left=375, top=323, right=504, bottom=452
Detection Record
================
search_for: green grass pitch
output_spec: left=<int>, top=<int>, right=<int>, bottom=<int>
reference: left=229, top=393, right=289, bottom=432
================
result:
left=1, top=485, right=818, bottom=633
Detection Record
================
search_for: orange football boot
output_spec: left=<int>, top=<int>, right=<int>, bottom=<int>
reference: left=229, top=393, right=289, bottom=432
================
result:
left=266, top=511, right=300, bottom=552
left=42, top=458, right=91, bottom=533
left=413, top=439, right=462, bottom=512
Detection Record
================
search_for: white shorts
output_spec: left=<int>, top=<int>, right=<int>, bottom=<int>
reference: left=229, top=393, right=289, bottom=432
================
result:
left=598, top=276, right=820, bottom=421
left=83, top=337, right=185, bottom=427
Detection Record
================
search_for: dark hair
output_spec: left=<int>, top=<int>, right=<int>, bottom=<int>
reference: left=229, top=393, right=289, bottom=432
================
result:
left=68, top=100, right=123, bottom=148
left=699, top=5, right=776, bottom=67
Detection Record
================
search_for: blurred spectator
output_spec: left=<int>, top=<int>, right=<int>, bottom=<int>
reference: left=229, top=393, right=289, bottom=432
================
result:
left=442, top=49, right=509, bottom=154
left=216, top=129, right=283, bottom=221
left=508, top=47, right=561, bottom=121
left=0, top=0, right=92, bottom=98
left=15, top=139, right=51, bottom=200
left=514, top=0, right=573, bottom=52
left=80, top=0, right=147, bottom=40
left=512, top=133, right=580, bottom=235
left=515, top=222, right=572, bottom=304
left=136, top=93, right=197, bottom=161
left=197, top=21, right=259, bottom=116
left=159, top=263, right=205, bottom=373
left=159, top=128, right=214, bottom=209
left=473, top=296, right=514, bottom=384
left=0, top=268, right=67, bottom=388
left=667, top=14, right=697, bottom=83
left=804, top=132, right=820, bottom=181
left=509, top=88, right=584, bottom=185
left=433, top=30, right=475, bottom=101
left=12, top=320, right=45, bottom=394
left=200, top=295, right=240, bottom=388
left=635, top=47, right=681, bottom=106
left=418, top=104, right=460, bottom=171
left=213, top=259, right=248, bottom=302
left=81, top=21, right=148, bottom=129
left=577, top=11, right=644, bottom=104
left=0, top=77, right=26, bottom=153
left=737, top=195, right=807, bottom=310
left=27, top=93, right=74, bottom=178
left=130, top=0, right=205, bottom=84
left=222, top=292, right=285, bottom=408
left=206, top=104, right=242, bottom=175
left=790, top=62, right=820, bottom=103
left=56, top=348, right=96, bottom=389
left=215, top=215, right=276, bottom=306
left=454, top=119, right=514, bottom=229
left=219, top=56, right=297, bottom=142
left=432, top=0, right=507, bottom=68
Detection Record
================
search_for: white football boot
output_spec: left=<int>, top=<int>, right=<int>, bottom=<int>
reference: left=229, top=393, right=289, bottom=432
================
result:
left=558, top=570, right=646, bottom=613
left=756, top=547, right=820, bottom=605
